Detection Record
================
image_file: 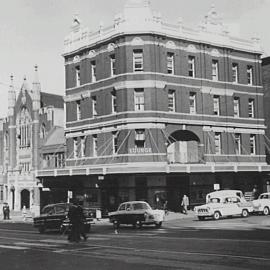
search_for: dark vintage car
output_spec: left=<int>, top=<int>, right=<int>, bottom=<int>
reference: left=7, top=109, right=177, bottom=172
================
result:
left=108, top=201, right=165, bottom=228
left=33, top=203, right=94, bottom=234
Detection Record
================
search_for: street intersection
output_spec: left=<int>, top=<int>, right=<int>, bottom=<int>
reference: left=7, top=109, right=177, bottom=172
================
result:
left=0, top=215, right=270, bottom=270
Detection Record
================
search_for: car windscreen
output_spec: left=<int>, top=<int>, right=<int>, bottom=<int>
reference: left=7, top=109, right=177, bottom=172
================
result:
left=133, top=203, right=150, bottom=210
left=259, top=194, right=269, bottom=199
left=209, top=198, right=220, bottom=203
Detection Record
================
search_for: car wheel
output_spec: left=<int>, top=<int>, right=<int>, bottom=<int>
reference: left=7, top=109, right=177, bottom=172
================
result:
left=155, top=222, right=162, bottom=228
left=242, top=209, right=249, bottom=218
left=263, top=207, right=269, bottom=216
left=38, top=226, right=45, bottom=234
left=213, top=211, right=220, bottom=220
left=198, top=216, right=205, bottom=221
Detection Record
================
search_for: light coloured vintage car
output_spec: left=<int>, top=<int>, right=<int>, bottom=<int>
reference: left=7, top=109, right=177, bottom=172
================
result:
left=108, top=201, right=165, bottom=228
left=252, top=192, right=270, bottom=215
left=194, top=196, right=253, bottom=221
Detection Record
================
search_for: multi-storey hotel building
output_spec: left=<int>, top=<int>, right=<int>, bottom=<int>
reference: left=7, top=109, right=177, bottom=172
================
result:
left=37, top=0, right=269, bottom=212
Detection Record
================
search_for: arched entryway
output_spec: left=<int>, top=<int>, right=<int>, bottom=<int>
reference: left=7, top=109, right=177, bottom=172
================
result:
left=21, top=189, right=30, bottom=209
left=167, top=130, right=201, bottom=164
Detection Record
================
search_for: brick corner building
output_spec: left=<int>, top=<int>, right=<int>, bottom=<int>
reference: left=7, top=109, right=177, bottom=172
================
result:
left=37, top=0, right=270, bottom=212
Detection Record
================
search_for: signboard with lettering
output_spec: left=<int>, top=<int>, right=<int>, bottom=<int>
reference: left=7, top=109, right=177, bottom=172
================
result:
left=129, top=148, right=152, bottom=154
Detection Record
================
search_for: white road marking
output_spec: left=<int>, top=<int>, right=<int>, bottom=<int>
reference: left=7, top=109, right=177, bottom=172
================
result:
left=0, top=244, right=29, bottom=250
left=52, top=242, right=270, bottom=262
left=15, top=242, right=60, bottom=247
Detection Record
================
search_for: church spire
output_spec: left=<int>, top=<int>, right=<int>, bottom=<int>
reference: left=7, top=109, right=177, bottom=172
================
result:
left=8, top=74, right=16, bottom=116
left=32, top=64, right=41, bottom=111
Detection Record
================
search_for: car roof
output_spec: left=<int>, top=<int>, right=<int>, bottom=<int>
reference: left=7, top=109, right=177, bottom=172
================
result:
left=121, top=201, right=148, bottom=204
left=43, top=203, right=71, bottom=208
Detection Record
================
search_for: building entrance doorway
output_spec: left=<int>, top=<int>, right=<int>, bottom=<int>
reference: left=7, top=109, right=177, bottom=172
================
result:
left=166, top=176, right=189, bottom=212
left=21, top=189, right=30, bottom=209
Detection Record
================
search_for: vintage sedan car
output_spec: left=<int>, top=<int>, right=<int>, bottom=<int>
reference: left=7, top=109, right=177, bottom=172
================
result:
left=108, top=201, right=165, bottom=228
left=33, top=203, right=93, bottom=234
left=252, top=192, right=270, bottom=215
left=194, top=196, right=253, bottom=221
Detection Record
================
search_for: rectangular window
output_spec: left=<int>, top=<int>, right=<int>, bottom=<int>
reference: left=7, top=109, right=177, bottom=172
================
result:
left=188, top=56, right=195, bottom=77
left=233, top=97, right=240, bottom=118
left=75, top=66, right=81, bottom=87
left=135, top=129, right=145, bottom=148
left=189, top=92, right=196, bottom=114
left=92, top=96, right=97, bottom=117
left=81, top=136, right=86, bottom=157
left=93, top=135, right=97, bottom=157
left=248, top=98, right=255, bottom=118
left=110, top=55, right=116, bottom=76
left=112, top=132, right=118, bottom=155
left=91, top=61, right=96, bottom=82
left=235, top=133, right=241, bottom=155
left=133, top=49, right=143, bottom=72
left=232, top=63, right=238, bottom=83
left=76, top=100, right=81, bottom=120
left=247, top=65, right=253, bottom=85
left=212, top=60, right=219, bottom=81
left=250, top=134, right=256, bottom=155
left=73, top=138, right=78, bottom=159
left=134, top=88, right=144, bottom=111
left=214, top=132, right=221, bottom=154
left=168, top=90, right=176, bottom=112
left=167, top=52, right=174, bottom=74
left=213, top=95, right=220, bottom=116
left=111, top=90, right=117, bottom=114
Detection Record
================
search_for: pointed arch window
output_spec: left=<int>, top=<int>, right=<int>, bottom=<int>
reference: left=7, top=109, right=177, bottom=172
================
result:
left=17, top=107, right=32, bottom=148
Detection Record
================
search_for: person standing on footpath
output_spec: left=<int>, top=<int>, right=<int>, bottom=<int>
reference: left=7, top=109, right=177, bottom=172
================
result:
left=181, top=194, right=189, bottom=214
left=3, top=203, right=10, bottom=220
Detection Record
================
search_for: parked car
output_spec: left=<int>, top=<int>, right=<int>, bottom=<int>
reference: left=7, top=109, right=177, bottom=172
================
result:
left=33, top=203, right=94, bottom=234
left=108, top=201, right=165, bottom=228
left=194, top=196, right=253, bottom=221
left=252, top=192, right=270, bottom=215
left=206, top=190, right=245, bottom=203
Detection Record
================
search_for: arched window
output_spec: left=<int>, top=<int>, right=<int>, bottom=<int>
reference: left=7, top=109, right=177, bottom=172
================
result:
left=17, top=107, right=32, bottom=148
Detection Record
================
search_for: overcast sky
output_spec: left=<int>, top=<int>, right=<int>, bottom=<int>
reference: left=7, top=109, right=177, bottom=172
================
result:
left=0, top=0, right=269, bottom=117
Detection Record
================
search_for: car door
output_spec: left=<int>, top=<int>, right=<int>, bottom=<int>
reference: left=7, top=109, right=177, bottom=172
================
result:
left=124, top=203, right=134, bottom=224
left=231, top=197, right=242, bottom=215
left=44, top=206, right=56, bottom=229
left=223, top=197, right=238, bottom=216
left=116, top=203, right=126, bottom=224
left=54, top=205, right=67, bottom=229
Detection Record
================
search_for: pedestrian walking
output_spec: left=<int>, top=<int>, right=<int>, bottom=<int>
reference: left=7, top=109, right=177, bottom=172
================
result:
left=77, top=203, right=88, bottom=241
left=181, top=195, right=189, bottom=214
left=163, top=200, right=168, bottom=215
left=67, top=201, right=81, bottom=243
left=3, top=202, right=10, bottom=220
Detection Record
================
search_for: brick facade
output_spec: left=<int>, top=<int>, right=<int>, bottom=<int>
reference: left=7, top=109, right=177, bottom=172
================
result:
left=37, top=0, right=270, bottom=212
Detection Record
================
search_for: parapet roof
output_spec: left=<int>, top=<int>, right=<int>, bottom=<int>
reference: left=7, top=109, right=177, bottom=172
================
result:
left=63, top=0, right=263, bottom=56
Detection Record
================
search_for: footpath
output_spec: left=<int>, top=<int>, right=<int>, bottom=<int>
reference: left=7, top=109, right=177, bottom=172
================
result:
left=0, top=210, right=195, bottom=225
